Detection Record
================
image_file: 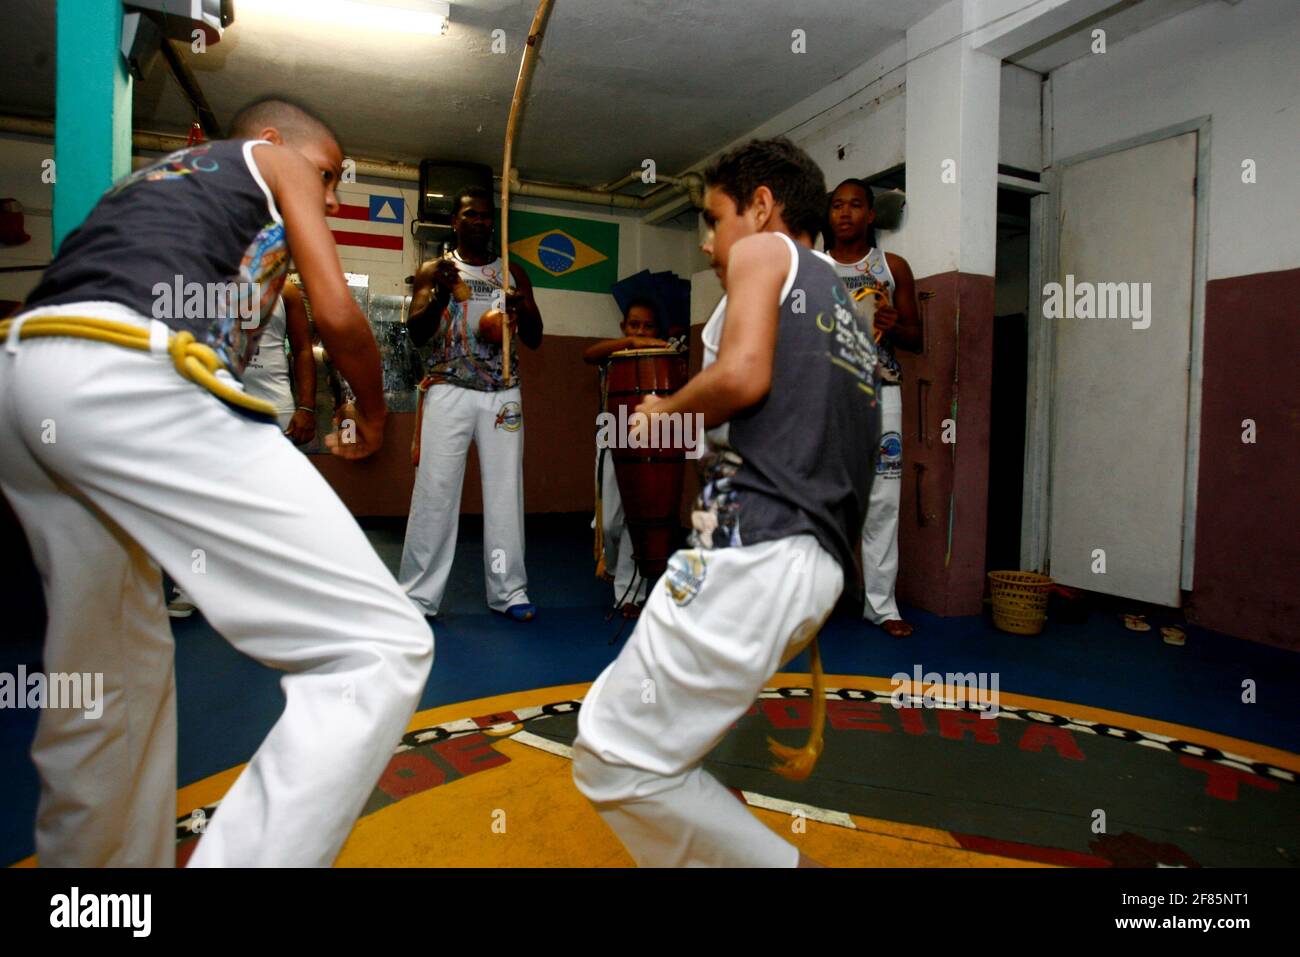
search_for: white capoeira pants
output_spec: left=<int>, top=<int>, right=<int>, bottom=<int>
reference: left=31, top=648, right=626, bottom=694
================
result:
left=573, top=534, right=843, bottom=867
left=0, top=302, right=433, bottom=867
left=596, top=448, right=648, bottom=607
left=171, top=412, right=295, bottom=606
left=862, top=384, right=903, bottom=623
left=400, top=383, right=529, bottom=615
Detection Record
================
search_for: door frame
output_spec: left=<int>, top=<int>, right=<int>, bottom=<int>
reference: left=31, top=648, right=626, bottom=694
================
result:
left=1021, top=114, right=1211, bottom=593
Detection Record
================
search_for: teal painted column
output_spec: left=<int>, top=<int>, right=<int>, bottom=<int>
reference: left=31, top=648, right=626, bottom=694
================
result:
left=53, top=0, right=133, bottom=251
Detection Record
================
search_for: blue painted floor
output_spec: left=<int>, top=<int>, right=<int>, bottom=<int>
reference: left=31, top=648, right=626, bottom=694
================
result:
left=2, top=513, right=1297, bottom=865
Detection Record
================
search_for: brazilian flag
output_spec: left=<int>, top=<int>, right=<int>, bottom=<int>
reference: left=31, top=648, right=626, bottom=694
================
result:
left=496, top=209, right=618, bottom=293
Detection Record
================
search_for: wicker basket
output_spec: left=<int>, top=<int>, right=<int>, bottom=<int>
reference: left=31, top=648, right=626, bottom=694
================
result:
left=987, top=571, right=1053, bottom=635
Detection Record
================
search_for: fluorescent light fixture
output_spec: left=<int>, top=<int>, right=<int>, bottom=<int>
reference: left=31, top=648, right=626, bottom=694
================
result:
left=239, top=0, right=450, bottom=36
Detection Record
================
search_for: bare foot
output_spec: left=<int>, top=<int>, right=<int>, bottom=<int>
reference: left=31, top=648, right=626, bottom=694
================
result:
left=881, top=619, right=913, bottom=638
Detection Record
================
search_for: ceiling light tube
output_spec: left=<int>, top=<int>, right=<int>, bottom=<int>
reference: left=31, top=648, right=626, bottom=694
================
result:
left=239, top=0, right=450, bottom=36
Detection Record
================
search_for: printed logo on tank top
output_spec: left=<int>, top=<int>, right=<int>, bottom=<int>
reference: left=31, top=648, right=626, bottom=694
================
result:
left=107, top=143, right=225, bottom=197
left=206, top=220, right=288, bottom=376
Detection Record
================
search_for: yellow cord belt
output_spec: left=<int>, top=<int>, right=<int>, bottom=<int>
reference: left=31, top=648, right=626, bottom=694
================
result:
left=593, top=367, right=610, bottom=580
left=767, top=634, right=827, bottom=781
left=0, top=315, right=278, bottom=420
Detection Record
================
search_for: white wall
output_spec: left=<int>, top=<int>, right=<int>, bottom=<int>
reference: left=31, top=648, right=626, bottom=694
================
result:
left=706, top=23, right=1043, bottom=278
left=800, top=87, right=907, bottom=188
left=0, top=136, right=702, bottom=334
left=1049, top=0, right=1300, bottom=279
left=690, top=266, right=723, bottom=328
left=905, top=0, right=1002, bottom=278
left=300, top=175, right=702, bottom=339
left=1000, top=63, right=1042, bottom=172
left=693, top=37, right=916, bottom=269
left=0, top=136, right=54, bottom=303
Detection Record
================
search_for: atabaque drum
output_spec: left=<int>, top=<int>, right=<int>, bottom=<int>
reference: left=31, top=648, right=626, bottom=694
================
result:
left=605, top=347, right=689, bottom=581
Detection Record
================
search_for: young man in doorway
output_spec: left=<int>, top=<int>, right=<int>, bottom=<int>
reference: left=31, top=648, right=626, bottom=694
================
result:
left=827, top=178, right=923, bottom=638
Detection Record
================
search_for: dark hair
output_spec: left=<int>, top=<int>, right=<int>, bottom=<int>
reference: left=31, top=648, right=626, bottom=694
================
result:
left=623, top=297, right=659, bottom=322
left=825, top=177, right=876, bottom=251
left=452, top=185, right=494, bottom=218
left=229, top=96, right=339, bottom=148
left=702, top=137, right=827, bottom=240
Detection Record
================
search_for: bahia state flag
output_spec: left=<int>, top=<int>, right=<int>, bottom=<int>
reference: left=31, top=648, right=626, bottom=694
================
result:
left=328, top=185, right=409, bottom=264
left=500, top=209, right=618, bottom=293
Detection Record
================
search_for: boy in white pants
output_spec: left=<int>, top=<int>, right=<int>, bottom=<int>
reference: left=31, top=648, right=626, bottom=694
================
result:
left=572, top=138, right=879, bottom=867
left=166, top=281, right=315, bottom=619
left=827, top=178, right=923, bottom=638
left=0, top=98, right=433, bottom=867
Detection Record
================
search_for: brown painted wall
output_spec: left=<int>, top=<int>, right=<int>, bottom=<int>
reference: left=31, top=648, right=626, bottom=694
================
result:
left=1188, top=267, right=1300, bottom=649
left=894, top=271, right=996, bottom=617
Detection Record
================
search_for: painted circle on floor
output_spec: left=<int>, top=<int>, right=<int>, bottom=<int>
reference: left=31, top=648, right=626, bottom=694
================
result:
left=19, top=676, right=1292, bottom=868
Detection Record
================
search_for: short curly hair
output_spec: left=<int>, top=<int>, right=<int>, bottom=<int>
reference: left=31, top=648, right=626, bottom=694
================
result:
left=703, top=137, right=827, bottom=239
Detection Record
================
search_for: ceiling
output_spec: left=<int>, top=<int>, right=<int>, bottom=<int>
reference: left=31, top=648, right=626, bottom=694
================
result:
left=0, top=1, right=1221, bottom=184
left=0, top=0, right=948, bottom=186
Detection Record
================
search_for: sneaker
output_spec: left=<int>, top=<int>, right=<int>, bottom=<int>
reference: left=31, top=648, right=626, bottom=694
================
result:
left=500, top=602, right=536, bottom=622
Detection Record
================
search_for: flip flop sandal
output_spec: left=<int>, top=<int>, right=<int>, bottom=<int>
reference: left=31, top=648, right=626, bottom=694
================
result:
left=1161, top=626, right=1186, bottom=646
left=1122, top=614, right=1152, bottom=632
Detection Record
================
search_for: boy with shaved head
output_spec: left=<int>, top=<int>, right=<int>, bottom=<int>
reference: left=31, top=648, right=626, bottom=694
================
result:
left=0, top=97, right=432, bottom=866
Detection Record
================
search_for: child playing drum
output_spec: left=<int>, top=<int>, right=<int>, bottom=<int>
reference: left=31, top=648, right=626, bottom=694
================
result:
left=583, top=299, right=669, bottom=618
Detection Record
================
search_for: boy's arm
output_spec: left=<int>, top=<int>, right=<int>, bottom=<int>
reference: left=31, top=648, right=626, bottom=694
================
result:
left=582, top=336, right=668, bottom=364
left=641, top=233, right=783, bottom=428
left=281, top=282, right=317, bottom=444
left=884, top=252, right=922, bottom=352
left=255, top=144, right=385, bottom=459
left=408, top=258, right=455, bottom=348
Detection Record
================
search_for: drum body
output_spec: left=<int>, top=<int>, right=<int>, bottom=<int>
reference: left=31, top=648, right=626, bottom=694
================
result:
left=605, top=348, right=689, bottom=581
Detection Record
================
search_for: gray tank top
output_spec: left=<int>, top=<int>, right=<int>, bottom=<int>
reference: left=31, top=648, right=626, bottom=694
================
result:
left=241, top=297, right=295, bottom=414
left=690, top=234, right=880, bottom=573
left=25, top=139, right=288, bottom=378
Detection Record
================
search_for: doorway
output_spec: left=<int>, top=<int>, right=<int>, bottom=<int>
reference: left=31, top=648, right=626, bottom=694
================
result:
left=985, top=187, right=1032, bottom=575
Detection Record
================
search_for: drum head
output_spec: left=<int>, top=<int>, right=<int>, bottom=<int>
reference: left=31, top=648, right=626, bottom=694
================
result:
left=608, top=347, right=684, bottom=358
